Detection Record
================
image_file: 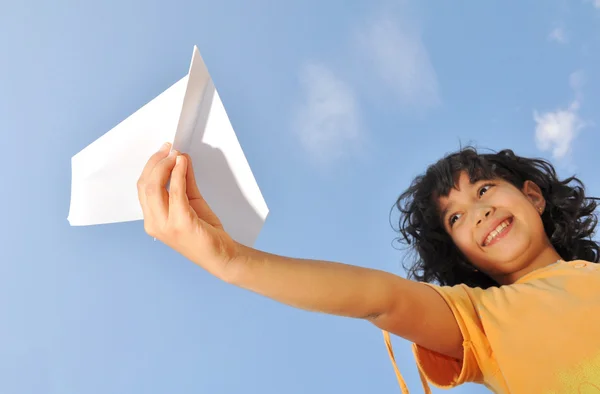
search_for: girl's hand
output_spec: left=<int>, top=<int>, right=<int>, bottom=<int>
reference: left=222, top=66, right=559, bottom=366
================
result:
left=137, top=142, right=239, bottom=280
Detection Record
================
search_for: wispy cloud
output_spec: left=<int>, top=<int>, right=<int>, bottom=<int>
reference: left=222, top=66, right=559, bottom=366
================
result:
left=582, top=0, right=600, bottom=9
left=293, top=63, right=363, bottom=163
left=291, top=4, right=439, bottom=165
left=569, top=70, right=585, bottom=97
left=357, top=13, right=440, bottom=108
left=533, top=103, right=582, bottom=159
left=583, top=0, right=600, bottom=9
left=548, top=27, right=568, bottom=44
left=533, top=71, right=585, bottom=160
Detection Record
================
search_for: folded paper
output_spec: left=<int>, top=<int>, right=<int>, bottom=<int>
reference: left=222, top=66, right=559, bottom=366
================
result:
left=68, top=46, right=269, bottom=247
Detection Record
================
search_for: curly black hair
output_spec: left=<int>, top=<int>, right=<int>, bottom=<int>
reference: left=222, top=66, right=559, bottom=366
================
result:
left=392, top=146, right=600, bottom=289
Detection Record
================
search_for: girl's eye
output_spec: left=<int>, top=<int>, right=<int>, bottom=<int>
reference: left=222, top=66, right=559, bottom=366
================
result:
left=479, top=184, right=494, bottom=197
left=449, top=213, right=461, bottom=227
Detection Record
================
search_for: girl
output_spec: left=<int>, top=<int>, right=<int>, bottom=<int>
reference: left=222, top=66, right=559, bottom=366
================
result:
left=137, top=143, right=600, bottom=393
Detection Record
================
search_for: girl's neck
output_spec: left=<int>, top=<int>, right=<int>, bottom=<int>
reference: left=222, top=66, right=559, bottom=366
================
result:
left=496, top=246, right=563, bottom=285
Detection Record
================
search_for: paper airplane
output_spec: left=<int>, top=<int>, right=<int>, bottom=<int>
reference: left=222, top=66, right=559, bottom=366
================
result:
left=68, top=46, right=269, bottom=247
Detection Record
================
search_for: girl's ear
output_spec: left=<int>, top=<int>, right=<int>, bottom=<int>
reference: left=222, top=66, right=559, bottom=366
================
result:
left=522, top=180, right=545, bottom=213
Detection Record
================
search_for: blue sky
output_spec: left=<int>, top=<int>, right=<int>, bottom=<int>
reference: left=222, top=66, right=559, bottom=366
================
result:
left=2, top=1, right=600, bottom=393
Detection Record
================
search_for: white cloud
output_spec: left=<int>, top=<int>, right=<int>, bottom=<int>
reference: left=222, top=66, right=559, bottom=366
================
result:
left=583, top=0, right=600, bottom=9
left=548, top=27, right=568, bottom=44
left=534, top=103, right=582, bottom=159
left=291, top=6, right=439, bottom=165
left=357, top=14, right=440, bottom=108
left=533, top=71, right=585, bottom=159
left=293, top=63, right=363, bottom=163
left=569, top=69, right=585, bottom=94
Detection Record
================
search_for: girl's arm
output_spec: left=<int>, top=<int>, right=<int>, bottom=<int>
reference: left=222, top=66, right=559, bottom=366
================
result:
left=138, top=148, right=463, bottom=361
left=231, top=244, right=464, bottom=360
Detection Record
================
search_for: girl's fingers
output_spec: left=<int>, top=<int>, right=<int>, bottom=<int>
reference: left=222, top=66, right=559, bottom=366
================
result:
left=169, top=154, right=191, bottom=218
left=138, top=142, right=171, bottom=208
left=183, top=153, right=202, bottom=200
left=145, top=150, right=178, bottom=223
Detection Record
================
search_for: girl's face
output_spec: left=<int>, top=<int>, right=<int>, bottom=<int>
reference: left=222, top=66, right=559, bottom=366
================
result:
left=437, top=172, right=561, bottom=284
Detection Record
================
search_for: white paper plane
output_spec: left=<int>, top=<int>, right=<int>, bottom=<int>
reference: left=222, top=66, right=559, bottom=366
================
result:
left=68, top=46, right=269, bottom=247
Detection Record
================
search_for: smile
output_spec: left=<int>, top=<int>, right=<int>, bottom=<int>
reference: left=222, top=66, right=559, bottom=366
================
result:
left=483, top=217, right=513, bottom=247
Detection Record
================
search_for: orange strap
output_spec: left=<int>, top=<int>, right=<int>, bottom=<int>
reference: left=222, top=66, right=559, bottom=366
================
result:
left=383, top=330, right=431, bottom=394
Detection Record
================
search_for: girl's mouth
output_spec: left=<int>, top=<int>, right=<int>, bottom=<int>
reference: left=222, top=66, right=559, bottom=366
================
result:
left=482, top=217, right=514, bottom=247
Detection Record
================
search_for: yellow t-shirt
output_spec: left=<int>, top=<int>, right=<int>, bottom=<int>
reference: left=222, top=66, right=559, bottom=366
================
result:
left=384, top=259, right=600, bottom=393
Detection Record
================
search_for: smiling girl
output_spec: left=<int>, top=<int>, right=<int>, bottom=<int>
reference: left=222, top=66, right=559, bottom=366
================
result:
left=137, top=144, right=599, bottom=393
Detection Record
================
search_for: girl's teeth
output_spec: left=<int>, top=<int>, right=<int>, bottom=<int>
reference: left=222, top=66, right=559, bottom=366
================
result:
left=484, top=220, right=510, bottom=245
